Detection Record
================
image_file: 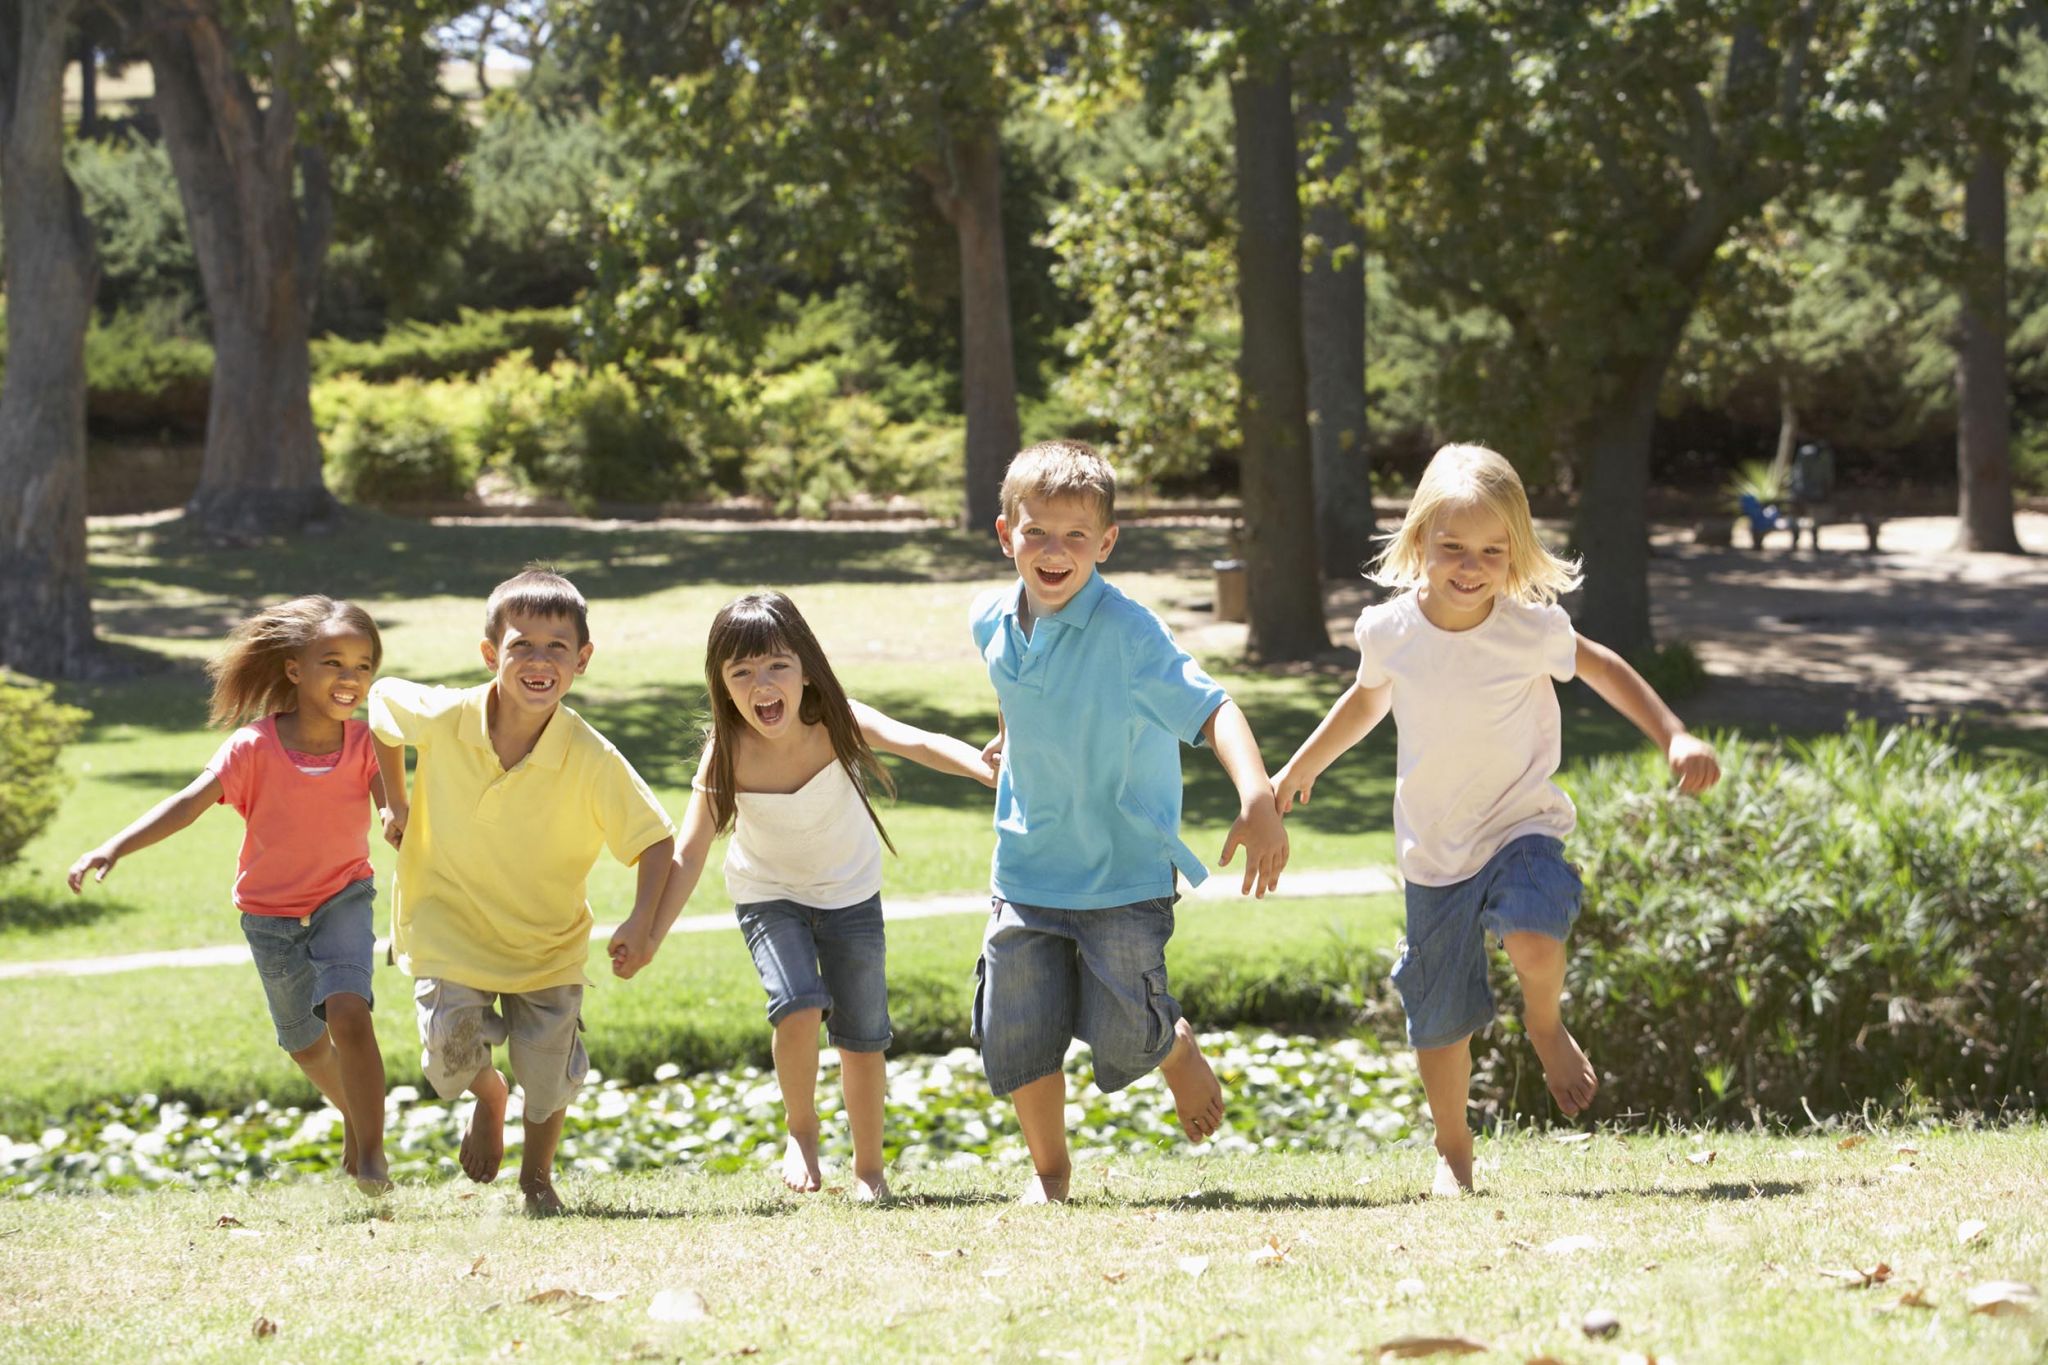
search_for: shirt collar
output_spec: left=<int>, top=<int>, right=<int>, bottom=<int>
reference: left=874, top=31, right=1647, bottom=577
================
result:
left=461, top=683, right=572, bottom=770
left=1003, top=570, right=1110, bottom=631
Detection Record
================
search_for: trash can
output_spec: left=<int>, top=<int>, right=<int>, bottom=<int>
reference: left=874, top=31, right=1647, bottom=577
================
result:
left=1212, top=559, right=1247, bottom=623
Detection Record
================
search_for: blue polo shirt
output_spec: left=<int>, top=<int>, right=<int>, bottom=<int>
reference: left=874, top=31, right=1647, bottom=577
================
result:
left=971, top=572, right=1230, bottom=909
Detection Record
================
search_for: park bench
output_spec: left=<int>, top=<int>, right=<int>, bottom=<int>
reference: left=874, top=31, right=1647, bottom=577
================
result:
left=1734, top=441, right=1883, bottom=551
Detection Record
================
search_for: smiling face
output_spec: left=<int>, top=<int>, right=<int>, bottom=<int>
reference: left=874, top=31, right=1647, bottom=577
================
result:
left=996, top=493, right=1119, bottom=619
left=719, top=648, right=807, bottom=742
left=285, top=622, right=379, bottom=725
left=1418, top=500, right=1512, bottom=631
left=481, top=610, right=591, bottom=720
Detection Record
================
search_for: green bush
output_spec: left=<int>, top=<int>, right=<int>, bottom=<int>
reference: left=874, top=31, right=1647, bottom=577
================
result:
left=1485, top=724, right=2048, bottom=1121
left=2015, top=420, right=2048, bottom=497
left=314, top=374, right=483, bottom=506
left=479, top=356, right=709, bottom=508
left=81, top=302, right=213, bottom=431
left=310, top=307, right=575, bottom=384
left=0, top=675, right=89, bottom=870
left=738, top=361, right=958, bottom=518
left=67, top=132, right=201, bottom=316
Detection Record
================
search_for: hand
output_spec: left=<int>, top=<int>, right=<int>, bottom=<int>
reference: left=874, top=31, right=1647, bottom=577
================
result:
left=1272, top=761, right=1316, bottom=816
left=1219, top=794, right=1289, bottom=898
left=608, top=917, right=655, bottom=980
left=1667, top=733, right=1721, bottom=795
left=979, top=733, right=1004, bottom=783
left=379, top=803, right=409, bottom=850
left=67, top=847, right=116, bottom=893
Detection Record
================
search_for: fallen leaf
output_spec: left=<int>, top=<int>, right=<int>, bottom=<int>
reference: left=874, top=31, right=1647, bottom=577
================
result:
left=1581, top=1308, right=1621, bottom=1339
left=1966, top=1281, right=2039, bottom=1317
left=1894, top=1143, right=1919, bottom=1155
left=1957, top=1219, right=1988, bottom=1247
left=1552, top=1132, right=1593, bottom=1145
left=214, top=1215, right=245, bottom=1229
left=1101, top=1270, right=1128, bottom=1285
left=1540, top=1235, right=1600, bottom=1256
left=523, top=1289, right=595, bottom=1311
left=1885, top=1162, right=1917, bottom=1174
left=730, top=1349, right=761, bottom=1358
left=648, top=1288, right=711, bottom=1324
left=1249, top=1235, right=1292, bottom=1266
left=464, top=1255, right=490, bottom=1280
left=1837, top=1135, right=1867, bottom=1151
left=1616, top=1355, right=1663, bottom=1365
left=1177, top=1255, right=1209, bottom=1278
left=1892, top=1286, right=1935, bottom=1310
left=1508, top=1238, right=1534, bottom=1252
left=916, top=1247, right=968, bottom=1260
left=251, top=1316, right=278, bottom=1339
left=1374, top=1335, right=1490, bottom=1359
left=1818, top=1262, right=1893, bottom=1288
left=1686, top=1150, right=1716, bottom=1167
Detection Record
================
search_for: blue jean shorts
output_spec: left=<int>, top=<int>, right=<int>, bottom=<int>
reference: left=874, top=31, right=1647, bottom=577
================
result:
left=239, top=877, right=377, bottom=1053
left=972, top=895, right=1181, bottom=1097
left=1393, top=835, right=1582, bottom=1049
left=735, top=894, right=891, bottom=1052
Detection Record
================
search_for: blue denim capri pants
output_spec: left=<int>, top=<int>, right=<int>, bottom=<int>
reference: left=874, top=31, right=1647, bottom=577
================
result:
left=239, top=877, right=377, bottom=1054
left=735, top=893, right=892, bottom=1052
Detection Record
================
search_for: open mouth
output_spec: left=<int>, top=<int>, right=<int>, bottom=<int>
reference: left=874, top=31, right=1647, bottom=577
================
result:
left=330, top=690, right=359, bottom=708
left=1450, top=578, right=1485, bottom=595
left=1035, top=566, right=1073, bottom=588
left=753, top=698, right=786, bottom=726
left=519, top=675, right=556, bottom=697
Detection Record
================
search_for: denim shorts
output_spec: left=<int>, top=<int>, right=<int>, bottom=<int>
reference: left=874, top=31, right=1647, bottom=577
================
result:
left=239, top=877, right=377, bottom=1053
left=735, top=894, right=891, bottom=1052
left=1393, top=834, right=1582, bottom=1049
left=972, top=895, right=1180, bottom=1097
left=415, top=979, right=587, bottom=1123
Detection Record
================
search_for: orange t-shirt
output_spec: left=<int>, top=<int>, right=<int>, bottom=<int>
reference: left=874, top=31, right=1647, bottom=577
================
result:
left=205, top=715, right=378, bottom=917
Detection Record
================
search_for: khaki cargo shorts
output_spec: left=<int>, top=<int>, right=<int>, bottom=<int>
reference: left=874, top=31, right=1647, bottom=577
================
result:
left=414, top=978, right=588, bottom=1123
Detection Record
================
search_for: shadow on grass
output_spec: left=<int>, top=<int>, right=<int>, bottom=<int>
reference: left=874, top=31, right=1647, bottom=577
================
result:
left=570, top=1196, right=802, bottom=1221
left=1556, top=1179, right=1811, bottom=1201
left=1117, top=1188, right=1425, bottom=1212
left=0, top=877, right=131, bottom=935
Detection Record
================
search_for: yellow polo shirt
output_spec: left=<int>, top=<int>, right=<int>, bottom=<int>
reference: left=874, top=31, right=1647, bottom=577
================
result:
left=369, top=679, right=675, bottom=993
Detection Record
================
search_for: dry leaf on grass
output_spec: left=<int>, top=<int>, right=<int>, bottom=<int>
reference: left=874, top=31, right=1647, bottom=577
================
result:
left=463, top=1255, right=489, bottom=1280
left=1957, top=1219, right=1988, bottom=1247
left=1176, top=1255, right=1209, bottom=1278
left=1966, top=1281, right=2039, bottom=1317
left=1686, top=1150, right=1716, bottom=1167
left=1885, top=1162, right=1918, bottom=1175
left=1552, top=1132, right=1593, bottom=1145
left=1540, top=1235, right=1600, bottom=1255
left=213, top=1215, right=244, bottom=1229
left=1101, top=1270, right=1128, bottom=1285
left=1581, top=1308, right=1621, bottom=1339
left=648, top=1288, right=711, bottom=1324
left=251, top=1316, right=279, bottom=1339
left=1837, top=1135, right=1867, bottom=1151
left=1894, top=1143, right=1919, bottom=1155
left=1891, top=1286, right=1935, bottom=1310
left=1818, top=1262, right=1893, bottom=1288
left=1374, top=1334, right=1490, bottom=1359
left=523, top=1288, right=626, bottom=1313
left=916, top=1247, right=968, bottom=1260
left=1249, top=1235, right=1293, bottom=1266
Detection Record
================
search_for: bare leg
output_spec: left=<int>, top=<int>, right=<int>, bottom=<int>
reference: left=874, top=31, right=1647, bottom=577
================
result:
left=773, top=1009, right=824, bottom=1192
left=519, top=1107, right=567, bottom=1216
left=1010, top=1072, right=1071, bottom=1204
left=839, top=1048, right=888, bottom=1202
left=322, top=995, right=389, bottom=1194
left=287, top=1034, right=359, bottom=1179
left=460, top=1064, right=508, bottom=1184
left=1416, top=1037, right=1475, bottom=1196
left=1502, top=931, right=1598, bottom=1116
left=1156, top=1018, right=1225, bottom=1142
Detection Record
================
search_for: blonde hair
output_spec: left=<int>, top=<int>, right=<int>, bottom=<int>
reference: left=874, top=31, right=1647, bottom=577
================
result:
left=999, top=440, right=1116, bottom=526
left=1371, top=444, right=1582, bottom=604
left=206, top=596, right=383, bottom=729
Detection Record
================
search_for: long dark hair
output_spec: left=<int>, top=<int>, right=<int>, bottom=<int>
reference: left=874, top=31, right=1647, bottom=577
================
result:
left=700, top=591, right=896, bottom=853
left=206, top=596, right=383, bottom=729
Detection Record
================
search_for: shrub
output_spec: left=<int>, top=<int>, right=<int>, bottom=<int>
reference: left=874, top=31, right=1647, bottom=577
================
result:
left=0, top=675, right=89, bottom=870
left=67, top=132, right=201, bottom=316
left=314, top=375, right=483, bottom=506
left=478, top=356, right=709, bottom=508
left=1483, top=724, right=2048, bottom=1121
left=310, top=307, right=575, bottom=384
left=738, top=361, right=958, bottom=518
left=81, top=302, right=213, bottom=431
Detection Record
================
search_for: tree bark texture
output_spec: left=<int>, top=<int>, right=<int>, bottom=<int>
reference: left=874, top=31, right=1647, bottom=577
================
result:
left=1954, top=133, right=2022, bottom=553
left=144, top=0, right=336, bottom=538
left=1299, top=80, right=1376, bottom=580
left=926, top=123, right=1021, bottom=532
left=1230, top=62, right=1329, bottom=662
left=0, top=0, right=100, bottom=677
left=1573, top=352, right=1667, bottom=660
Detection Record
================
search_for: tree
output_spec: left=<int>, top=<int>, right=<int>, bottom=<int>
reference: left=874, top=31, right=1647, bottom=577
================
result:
left=0, top=0, right=99, bottom=676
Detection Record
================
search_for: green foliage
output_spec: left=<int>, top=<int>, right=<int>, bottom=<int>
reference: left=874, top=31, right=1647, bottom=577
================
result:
left=79, top=303, right=213, bottom=432
left=478, top=356, right=709, bottom=508
left=1725, top=459, right=1786, bottom=507
left=0, top=676, right=88, bottom=871
left=2016, top=419, right=2048, bottom=495
left=1508, top=725, right=2048, bottom=1121
left=310, top=307, right=575, bottom=384
left=65, top=132, right=200, bottom=316
left=1622, top=642, right=1708, bottom=705
left=313, top=375, right=484, bottom=506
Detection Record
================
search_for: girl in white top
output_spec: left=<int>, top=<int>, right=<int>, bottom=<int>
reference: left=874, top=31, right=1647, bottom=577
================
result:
left=1274, top=444, right=1720, bottom=1197
left=634, top=591, right=995, bottom=1202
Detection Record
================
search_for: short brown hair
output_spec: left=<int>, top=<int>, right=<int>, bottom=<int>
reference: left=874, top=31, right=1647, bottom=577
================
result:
left=484, top=563, right=589, bottom=647
left=999, top=440, right=1117, bottom=526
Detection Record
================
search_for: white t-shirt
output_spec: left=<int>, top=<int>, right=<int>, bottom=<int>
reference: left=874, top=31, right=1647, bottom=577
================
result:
left=721, top=761, right=885, bottom=910
left=1356, top=592, right=1579, bottom=887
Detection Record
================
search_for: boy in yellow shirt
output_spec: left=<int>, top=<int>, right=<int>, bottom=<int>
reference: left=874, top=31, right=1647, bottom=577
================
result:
left=371, top=564, right=675, bottom=1215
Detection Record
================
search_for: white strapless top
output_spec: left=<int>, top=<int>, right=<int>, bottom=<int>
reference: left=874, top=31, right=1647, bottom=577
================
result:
left=722, top=761, right=884, bottom=909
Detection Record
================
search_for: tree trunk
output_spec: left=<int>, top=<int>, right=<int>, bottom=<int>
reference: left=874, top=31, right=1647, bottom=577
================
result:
left=1299, top=75, right=1376, bottom=580
left=1230, top=60, right=1329, bottom=662
left=1572, top=352, right=1670, bottom=658
left=0, top=0, right=100, bottom=677
left=144, top=1, right=336, bottom=539
left=927, top=123, right=1021, bottom=532
left=73, top=29, right=94, bottom=137
left=1770, top=372, right=1797, bottom=491
left=1954, top=132, right=2022, bottom=554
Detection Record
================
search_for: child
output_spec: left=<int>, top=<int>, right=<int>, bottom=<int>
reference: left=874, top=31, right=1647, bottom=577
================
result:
left=622, top=591, right=996, bottom=1203
left=1273, top=443, right=1720, bottom=1197
left=67, top=596, right=394, bottom=1196
left=370, top=564, right=675, bottom=1216
left=971, top=440, right=1290, bottom=1204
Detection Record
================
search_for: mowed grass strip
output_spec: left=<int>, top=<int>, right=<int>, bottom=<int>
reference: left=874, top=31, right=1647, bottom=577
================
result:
left=0, top=1131, right=2042, bottom=1363
left=0, top=894, right=1401, bottom=1131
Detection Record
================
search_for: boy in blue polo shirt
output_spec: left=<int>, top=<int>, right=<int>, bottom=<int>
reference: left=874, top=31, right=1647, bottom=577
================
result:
left=971, top=439, right=1290, bottom=1203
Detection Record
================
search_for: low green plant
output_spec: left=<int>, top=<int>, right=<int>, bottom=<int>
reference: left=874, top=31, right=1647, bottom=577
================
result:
left=81, top=303, right=214, bottom=432
left=315, top=374, right=484, bottom=506
left=479, top=355, right=709, bottom=508
left=1725, top=457, right=1785, bottom=507
left=2014, top=419, right=2048, bottom=497
left=1622, top=640, right=1709, bottom=704
left=0, top=675, right=89, bottom=870
left=310, top=307, right=575, bottom=384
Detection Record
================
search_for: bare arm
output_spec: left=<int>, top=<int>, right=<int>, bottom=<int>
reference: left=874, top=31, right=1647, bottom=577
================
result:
left=610, top=785, right=719, bottom=979
left=374, top=738, right=409, bottom=849
left=67, top=771, right=222, bottom=892
left=1202, top=699, right=1289, bottom=897
left=981, top=707, right=1005, bottom=774
left=852, top=699, right=999, bottom=787
left=1272, top=681, right=1392, bottom=814
left=1574, top=636, right=1720, bottom=794
left=607, top=830, right=679, bottom=981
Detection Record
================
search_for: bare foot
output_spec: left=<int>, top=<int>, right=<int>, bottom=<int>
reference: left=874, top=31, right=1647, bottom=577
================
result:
left=1157, top=1019, right=1225, bottom=1143
left=780, top=1131, right=822, bottom=1192
left=354, top=1147, right=393, bottom=1198
left=521, top=1178, right=564, bottom=1217
left=460, top=1073, right=507, bottom=1184
left=339, top=1115, right=360, bottom=1179
left=851, top=1171, right=889, bottom=1204
left=1019, top=1169, right=1071, bottom=1205
left=1528, top=1023, right=1599, bottom=1116
left=1431, top=1153, right=1474, bottom=1198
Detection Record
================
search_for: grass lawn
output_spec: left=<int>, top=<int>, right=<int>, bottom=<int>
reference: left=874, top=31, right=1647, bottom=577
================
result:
left=0, top=1130, right=2042, bottom=1363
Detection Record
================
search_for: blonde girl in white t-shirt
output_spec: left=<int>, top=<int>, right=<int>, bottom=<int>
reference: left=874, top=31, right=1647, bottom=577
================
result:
left=1273, top=444, right=1720, bottom=1197
left=625, top=591, right=996, bottom=1202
